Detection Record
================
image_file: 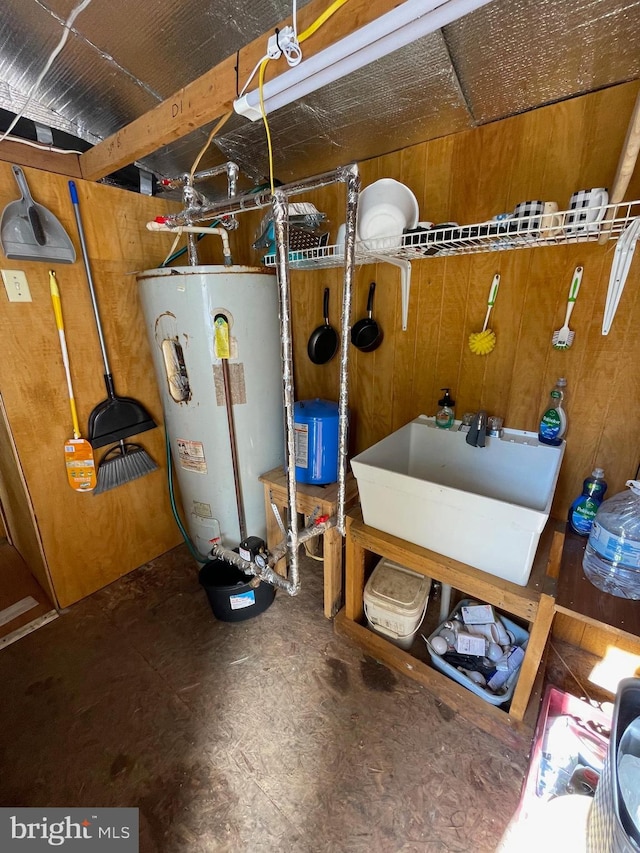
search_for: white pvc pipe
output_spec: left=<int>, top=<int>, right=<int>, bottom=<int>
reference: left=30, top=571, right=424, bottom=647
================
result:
left=146, top=221, right=232, bottom=264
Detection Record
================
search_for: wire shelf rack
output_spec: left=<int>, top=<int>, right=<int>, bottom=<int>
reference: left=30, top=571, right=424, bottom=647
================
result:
left=263, top=201, right=640, bottom=269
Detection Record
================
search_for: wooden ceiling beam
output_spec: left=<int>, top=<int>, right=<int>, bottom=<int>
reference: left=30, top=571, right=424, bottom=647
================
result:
left=0, top=140, right=81, bottom=177
left=79, top=0, right=402, bottom=181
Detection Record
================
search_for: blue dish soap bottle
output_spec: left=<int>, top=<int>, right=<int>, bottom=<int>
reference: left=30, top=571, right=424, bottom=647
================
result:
left=435, top=388, right=455, bottom=429
left=568, top=467, right=608, bottom=536
left=539, top=378, right=567, bottom=446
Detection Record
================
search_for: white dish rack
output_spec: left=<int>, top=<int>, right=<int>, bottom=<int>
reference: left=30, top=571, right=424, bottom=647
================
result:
left=263, top=200, right=640, bottom=267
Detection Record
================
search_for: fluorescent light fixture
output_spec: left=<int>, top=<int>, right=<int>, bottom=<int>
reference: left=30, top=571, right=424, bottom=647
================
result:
left=234, top=0, right=495, bottom=121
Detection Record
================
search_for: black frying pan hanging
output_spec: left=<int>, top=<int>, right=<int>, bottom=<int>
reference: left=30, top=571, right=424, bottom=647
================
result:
left=351, top=281, right=382, bottom=352
left=307, top=287, right=339, bottom=364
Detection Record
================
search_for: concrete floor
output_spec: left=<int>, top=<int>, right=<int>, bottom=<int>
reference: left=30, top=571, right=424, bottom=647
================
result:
left=0, top=545, right=531, bottom=852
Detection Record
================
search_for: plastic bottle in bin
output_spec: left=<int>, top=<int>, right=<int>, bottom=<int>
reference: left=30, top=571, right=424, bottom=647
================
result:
left=582, top=480, right=640, bottom=599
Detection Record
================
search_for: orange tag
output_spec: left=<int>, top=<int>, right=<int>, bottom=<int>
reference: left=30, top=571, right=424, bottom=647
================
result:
left=64, top=438, right=97, bottom=492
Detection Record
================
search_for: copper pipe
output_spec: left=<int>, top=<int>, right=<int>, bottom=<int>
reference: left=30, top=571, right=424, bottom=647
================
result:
left=221, top=355, right=247, bottom=542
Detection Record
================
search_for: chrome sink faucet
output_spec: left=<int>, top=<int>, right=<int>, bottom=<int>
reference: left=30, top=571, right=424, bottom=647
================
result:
left=466, top=410, right=487, bottom=447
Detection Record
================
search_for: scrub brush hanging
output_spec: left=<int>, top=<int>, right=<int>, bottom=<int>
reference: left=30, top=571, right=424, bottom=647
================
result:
left=552, top=266, right=582, bottom=349
left=469, top=274, right=500, bottom=355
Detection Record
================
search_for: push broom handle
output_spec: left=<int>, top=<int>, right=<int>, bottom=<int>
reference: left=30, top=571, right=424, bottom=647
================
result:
left=49, top=270, right=81, bottom=440
left=599, top=90, right=640, bottom=245
left=68, top=181, right=112, bottom=378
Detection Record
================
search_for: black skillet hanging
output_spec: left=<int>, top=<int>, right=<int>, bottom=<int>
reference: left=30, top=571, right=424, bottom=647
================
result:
left=351, top=281, right=382, bottom=352
left=307, top=287, right=339, bottom=364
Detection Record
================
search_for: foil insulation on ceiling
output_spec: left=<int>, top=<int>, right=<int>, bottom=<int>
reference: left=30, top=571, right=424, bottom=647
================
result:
left=39, top=0, right=313, bottom=96
left=0, top=0, right=312, bottom=152
left=0, top=0, right=639, bottom=184
left=444, top=0, right=640, bottom=123
left=0, top=0, right=159, bottom=142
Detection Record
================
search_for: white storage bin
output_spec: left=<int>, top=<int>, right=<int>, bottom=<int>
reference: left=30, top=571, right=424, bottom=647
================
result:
left=364, top=558, right=431, bottom=650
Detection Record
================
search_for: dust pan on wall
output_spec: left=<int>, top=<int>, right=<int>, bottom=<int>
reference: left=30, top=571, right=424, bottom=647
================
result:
left=0, top=165, right=76, bottom=264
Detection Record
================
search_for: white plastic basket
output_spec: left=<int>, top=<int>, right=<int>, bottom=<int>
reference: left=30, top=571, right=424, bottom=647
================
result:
left=426, top=599, right=529, bottom=706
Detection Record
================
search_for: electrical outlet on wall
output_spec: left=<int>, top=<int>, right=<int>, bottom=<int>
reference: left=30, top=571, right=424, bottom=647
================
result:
left=1, top=270, right=32, bottom=302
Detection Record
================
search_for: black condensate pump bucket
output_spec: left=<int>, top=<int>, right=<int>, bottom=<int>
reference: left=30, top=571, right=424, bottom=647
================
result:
left=199, top=559, right=276, bottom=622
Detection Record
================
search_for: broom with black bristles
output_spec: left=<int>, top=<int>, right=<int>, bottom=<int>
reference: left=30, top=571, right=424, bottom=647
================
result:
left=68, top=180, right=158, bottom=494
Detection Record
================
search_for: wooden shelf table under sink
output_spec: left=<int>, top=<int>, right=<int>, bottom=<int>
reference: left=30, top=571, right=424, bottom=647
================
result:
left=334, top=510, right=564, bottom=746
left=259, top=466, right=360, bottom=618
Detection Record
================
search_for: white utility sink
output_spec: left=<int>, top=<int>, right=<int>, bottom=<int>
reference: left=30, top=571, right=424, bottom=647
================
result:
left=351, top=415, right=565, bottom=586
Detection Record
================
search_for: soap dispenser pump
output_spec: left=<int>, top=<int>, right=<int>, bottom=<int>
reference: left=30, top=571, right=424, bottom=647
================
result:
left=436, top=388, right=455, bottom=429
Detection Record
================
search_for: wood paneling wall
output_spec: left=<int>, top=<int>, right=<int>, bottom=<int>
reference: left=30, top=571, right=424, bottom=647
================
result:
left=0, top=394, right=54, bottom=602
left=269, top=81, right=640, bottom=519
left=0, top=166, right=224, bottom=607
left=2, top=81, right=639, bottom=609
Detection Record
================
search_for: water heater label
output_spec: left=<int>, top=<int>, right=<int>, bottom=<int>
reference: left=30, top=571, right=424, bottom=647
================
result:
left=230, top=590, right=256, bottom=610
left=294, top=423, right=309, bottom=468
left=176, top=439, right=207, bottom=473
left=193, top=501, right=213, bottom=518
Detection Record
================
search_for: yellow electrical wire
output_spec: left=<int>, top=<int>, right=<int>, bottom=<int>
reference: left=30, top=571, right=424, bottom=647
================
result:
left=258, top=57, right=277, bottom=195
left=189, top=110, right=233, bottom=181
left=257, top=0, right=351, bottom=195
left=298, top=0, right=350, bottom=43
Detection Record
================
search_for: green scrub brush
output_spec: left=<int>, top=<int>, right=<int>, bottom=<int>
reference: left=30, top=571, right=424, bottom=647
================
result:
left=552, top=266, right=583, bottom=349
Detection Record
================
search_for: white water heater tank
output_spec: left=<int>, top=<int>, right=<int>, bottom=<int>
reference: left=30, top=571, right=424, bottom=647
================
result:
left=137, top=266, right=284, bottom=552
